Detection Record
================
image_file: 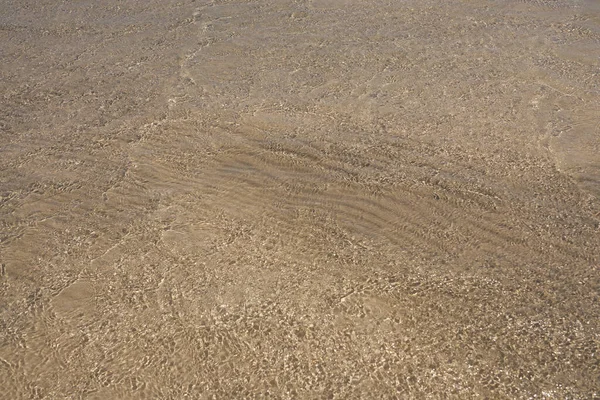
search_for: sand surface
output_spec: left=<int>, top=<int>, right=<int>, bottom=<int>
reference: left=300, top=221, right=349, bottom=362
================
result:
left=1, top=0, right=599, bottom=398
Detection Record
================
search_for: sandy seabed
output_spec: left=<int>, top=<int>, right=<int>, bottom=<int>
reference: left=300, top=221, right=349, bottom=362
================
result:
left=1, top=0, right=599, bottom=398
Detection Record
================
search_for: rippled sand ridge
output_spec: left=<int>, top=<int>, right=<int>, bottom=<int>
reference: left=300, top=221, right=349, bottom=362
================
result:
left=1, top=0, right=599, bottom=398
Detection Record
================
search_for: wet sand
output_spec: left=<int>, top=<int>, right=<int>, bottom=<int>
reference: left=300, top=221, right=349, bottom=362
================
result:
left=1, top=0, right=599, bottom=398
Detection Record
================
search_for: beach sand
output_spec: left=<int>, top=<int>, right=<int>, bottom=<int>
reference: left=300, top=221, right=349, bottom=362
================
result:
left=1, top=0, right=599, bottom=398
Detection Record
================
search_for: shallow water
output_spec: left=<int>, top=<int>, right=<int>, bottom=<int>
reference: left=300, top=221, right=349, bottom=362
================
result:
left=1, top=0, right=599, bottom=398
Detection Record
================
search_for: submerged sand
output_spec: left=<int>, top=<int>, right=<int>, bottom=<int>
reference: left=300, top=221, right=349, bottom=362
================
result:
left=1, top=0, right=599, bottom=398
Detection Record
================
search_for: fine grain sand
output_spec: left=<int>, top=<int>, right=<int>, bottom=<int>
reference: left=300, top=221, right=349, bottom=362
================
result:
left=1, top=0, right=599, bottom=398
